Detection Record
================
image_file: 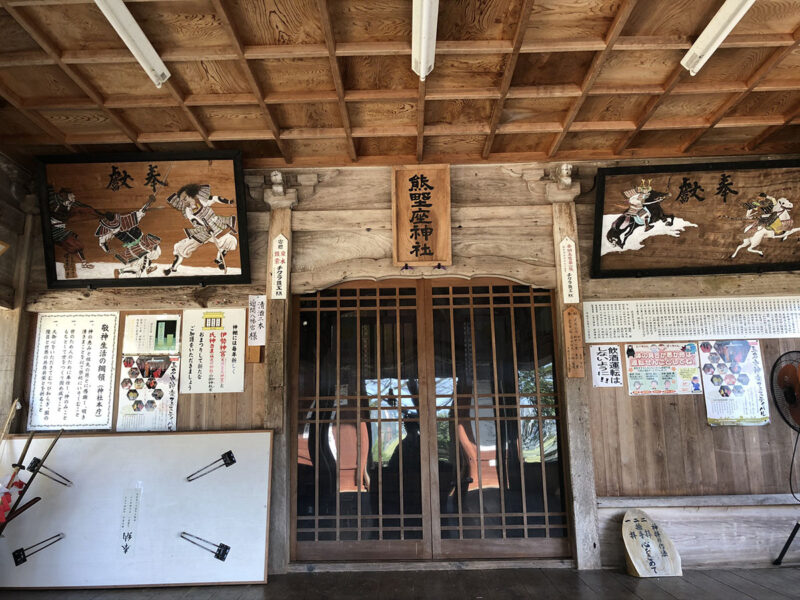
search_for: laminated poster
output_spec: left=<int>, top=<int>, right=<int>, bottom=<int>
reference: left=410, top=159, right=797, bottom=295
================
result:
left=699, top=340, right=769, bottom=426
left=122, top=314, right=180, bottom=354
left=180, top=308, right=246, bottom=394
left=625, top=343, right=702, bottom=396
left=116, top=355, right=179, bottom=432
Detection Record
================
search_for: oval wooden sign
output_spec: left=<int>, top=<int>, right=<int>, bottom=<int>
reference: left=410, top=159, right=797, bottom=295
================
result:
left=622, top=508, right=682, bottom=577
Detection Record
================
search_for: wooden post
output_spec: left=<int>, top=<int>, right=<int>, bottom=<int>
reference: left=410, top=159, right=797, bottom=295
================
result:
left=263, top=183, right=296, bottom=575
left=548, top=177, right=602, bottom=570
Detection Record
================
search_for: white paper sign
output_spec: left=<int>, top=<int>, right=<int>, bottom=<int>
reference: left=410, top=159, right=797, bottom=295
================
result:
left=180, top=308, right=246, bottom=394
left=248, top=295, right=267, bottom=346
left=699, top=340, right=769, bottom=426
left=584, top=296, right=800, bottom=343
left=590, top=345, right=623, bottom=387
left=116, top=355, right=180, bottom=432
left=270, top=234, right=288, bottom=299
left=28, top=312, right=118, bottom=430
left=559, top=237, right=579, bottom=303
left=120, top=487, right=142, bottom=558
left=122, top=314, right=180, bottom=354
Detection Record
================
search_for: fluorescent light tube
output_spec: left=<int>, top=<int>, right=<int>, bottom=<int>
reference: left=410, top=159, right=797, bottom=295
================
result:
left=94, top=0, right=170, bottom=88
left=412, top=0, right=439, bottom=81
left=681, top=0, right=755, bottom=76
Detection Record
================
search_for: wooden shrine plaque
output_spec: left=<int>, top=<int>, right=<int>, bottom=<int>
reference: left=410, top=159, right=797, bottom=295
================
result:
left=563, top=306, right=585, bottom=378
left=392, top=164, right=451, bottom=266
left=622, top=509, right=682, bottom=578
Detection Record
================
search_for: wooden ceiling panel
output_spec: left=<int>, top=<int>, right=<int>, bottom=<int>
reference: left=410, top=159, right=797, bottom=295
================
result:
left=213, top=139, right=283, bottom=157
left=728, top=91, right=800, bottom=118
left=689, top=47, right=777, bottom=85
left=252, top=58, right=335, bottom=92
left=119, top=107, right=195, bottom=133
left=560, top=131, right=627, bottom=151
left=732, top=0, right=800, bottom=35
left=328, top=0, right=411, bottom=43
left=595, top=50, right=685, bottom=87
left=0, top=65, right=87, bottom=99
left=524, top=0, right=617, bottom=43
left=169, top=60, right=253, bottom=96
left=146, top=141, right=216, bottom=153
left=424, top=135, right=485, bottom=156
left=39, top=109, right=119, bottom=135
left=491, top=132, right=551, bottom=153
left=425, top=99, right=495, bottom=125
left=626, top=129, right=699, bottom=150
left=226, top=0, right=325, bottom=46
left=287, top=137, right=350, bottom=157
left=575, top=94, right=653, bottom=122
left=356, top=136, right=416, bottom=156
left=271, top=102, right=342, bottom=129
left=649, top=93, right=732, bottom=121
left=426, top=54, right=507, bottom=90
left=0, top=10, right=40, bottom=53
left=621, top=0, right=722, bottom=37
left=0, top=106, right=44, bottom=136
left=74, top=63, right=170, bottom=98
left=437, top=0, right=522, bottom=41
left=501, top=97, right=573, bottom=124
left=342, top=55, right=416, bottom=91
left=758, top=123, right=800, bottom=148
left=694, top=125, right=771, bottom=149
left=512, top=52, right=595, bottom=87
left=16, top=3, right=125, bottom=51
left=193, top=105, right=267, bottom=132
left=127, top=1, right=230, bottom=50
left=348, top=101, right=416, bottom=127
left=761, top=47, right=800, bottom=82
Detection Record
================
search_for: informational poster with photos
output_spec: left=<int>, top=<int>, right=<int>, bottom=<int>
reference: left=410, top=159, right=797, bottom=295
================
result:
left=122, top=314, right=180, bottom=354
left=116, top=355, right=180, bottom=432
left=590, top=345, right=623, bottom=387
left=28, top=312, right=119, bottom=430
left=625, top=343, right=702, bottom=396
left=699, top=340, right=769, bottom=426
left=180, top=308, right=246, bottom=394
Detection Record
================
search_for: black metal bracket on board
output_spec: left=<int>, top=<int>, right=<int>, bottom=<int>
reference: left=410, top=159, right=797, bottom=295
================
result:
left=12, top=533, right=64, bottom=566
left=180, top=532, right=230, bottom=562
left=185, top=450, right=236, bottom=482
left=27, top=457, right=73, bottom=487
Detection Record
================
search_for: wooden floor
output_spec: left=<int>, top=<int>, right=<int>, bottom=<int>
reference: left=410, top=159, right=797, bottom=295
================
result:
left=2, top=568, right=800, bottom=599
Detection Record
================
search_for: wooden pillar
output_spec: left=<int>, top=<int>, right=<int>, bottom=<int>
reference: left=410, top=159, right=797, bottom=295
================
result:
left=262, top=185, right=296, bottom=575
left=548, top=178, right=602, bottom=570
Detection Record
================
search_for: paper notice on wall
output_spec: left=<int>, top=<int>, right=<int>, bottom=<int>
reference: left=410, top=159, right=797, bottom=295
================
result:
left=699, top=340, right=769, bottom=426
left=248, top=294, right=267, bottom=346
left=116, top=355, right=179, bottom=432
left=122, top=314, right=180, bottom=354
left=559, top=237, right=580, bottom=303
left=119, top=487, right=142, bottom=558
left=270, top=234, right=288, bottom=299
left=625, top=343, right=702, bottom=396
left=28, top=312, right=118, bottom=430
left=180, top=308, right=246, bottom=394
left=590, top=345, right=623, bottom=387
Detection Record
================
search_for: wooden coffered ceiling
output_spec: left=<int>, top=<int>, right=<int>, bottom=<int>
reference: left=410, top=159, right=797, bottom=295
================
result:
left=2, top=0, right=800, bottom=167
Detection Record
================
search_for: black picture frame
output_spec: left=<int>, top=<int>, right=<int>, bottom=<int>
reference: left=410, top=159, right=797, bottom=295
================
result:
left=591, top=158, right=800, bottom=279
left=36, top=150, right=250, bottom=289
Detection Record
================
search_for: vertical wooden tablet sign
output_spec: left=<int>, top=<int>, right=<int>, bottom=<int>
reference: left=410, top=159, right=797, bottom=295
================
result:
left=392, top=165, right=452, bottom=266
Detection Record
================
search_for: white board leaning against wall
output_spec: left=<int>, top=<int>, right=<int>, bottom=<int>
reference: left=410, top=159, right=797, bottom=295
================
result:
left=0, top=431, right=272, bottom=587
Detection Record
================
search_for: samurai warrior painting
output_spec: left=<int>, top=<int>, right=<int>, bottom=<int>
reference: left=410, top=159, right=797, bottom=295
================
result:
left=94, top=195, right=162, bottom=277
left=605, top=180, right=674, bottom=249
left=163, top=183, right=239, bottom=275
left=47, top=186, right=93, bottom=270
left=731, top=192, right=800, bottom=258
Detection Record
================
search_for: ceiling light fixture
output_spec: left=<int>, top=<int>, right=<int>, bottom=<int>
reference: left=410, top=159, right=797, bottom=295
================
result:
left=680, top=0, right=756, bottom=76
left=94, top=0, right=170, bottom=88
left=411, top=0, right=439, bottom=81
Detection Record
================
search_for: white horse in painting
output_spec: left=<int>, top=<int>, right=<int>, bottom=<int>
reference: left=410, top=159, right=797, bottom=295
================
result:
left=731, top=197, right=800, bottom=258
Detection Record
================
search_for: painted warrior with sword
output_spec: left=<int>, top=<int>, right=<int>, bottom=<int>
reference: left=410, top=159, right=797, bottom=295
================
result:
left=163, top=183, right=239, bottom=276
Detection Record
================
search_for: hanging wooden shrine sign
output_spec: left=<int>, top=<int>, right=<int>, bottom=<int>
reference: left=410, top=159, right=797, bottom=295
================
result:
left=392, top=164, right=452, bottom=266
left=563, top=306, right=586, bottom=378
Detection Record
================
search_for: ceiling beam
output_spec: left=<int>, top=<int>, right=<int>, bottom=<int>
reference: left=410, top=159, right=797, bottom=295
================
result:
left=681, top=26, right=800, bottom=153
left=745, top=96, right=800, bottom=150
left=481, top=0, right=536, bottom=159
left=546, top=0, right=638, bottom=157
left=160, top=79, right=214, bottom=149
left=210, top=0, right=291, bottom=162
left=0, top=80, right=76, bottom=151
left=315, top=0, right=357, bottom=162
left=1, top=2, right=148, bottom=151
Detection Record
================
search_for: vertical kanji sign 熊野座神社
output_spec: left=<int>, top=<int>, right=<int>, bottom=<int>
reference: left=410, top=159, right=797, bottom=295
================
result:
left=392, top=165, right=451, bottom=266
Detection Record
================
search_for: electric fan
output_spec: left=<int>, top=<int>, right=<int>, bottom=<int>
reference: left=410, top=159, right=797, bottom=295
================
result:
left=771, top=351, right=800, bottom=565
